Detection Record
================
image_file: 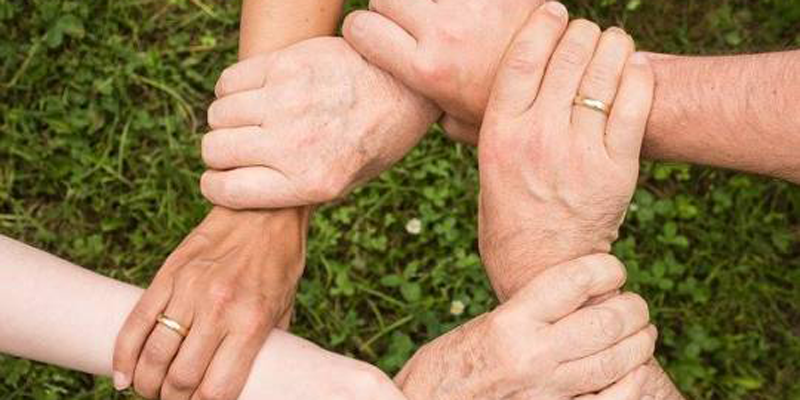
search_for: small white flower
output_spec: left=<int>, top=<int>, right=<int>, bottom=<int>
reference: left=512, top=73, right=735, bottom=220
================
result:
left=450, top=300, right=465, bottom=316
left=629, top=203, right=639, bottom=212
left=405, top=218, right=422, bottom=235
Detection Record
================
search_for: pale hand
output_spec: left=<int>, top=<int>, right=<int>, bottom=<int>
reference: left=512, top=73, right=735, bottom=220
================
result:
left=476, top=4, right=652, bottom=300
left=201, top=37, right=440, bottom=210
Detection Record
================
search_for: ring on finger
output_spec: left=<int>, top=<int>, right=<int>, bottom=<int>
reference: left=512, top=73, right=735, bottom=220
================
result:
left=573, top=95, right=610, bottom=116
left=156, top=313, right=190, bottom=338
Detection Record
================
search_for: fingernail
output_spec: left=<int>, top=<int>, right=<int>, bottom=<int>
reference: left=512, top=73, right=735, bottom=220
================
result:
left=113, top=371, right=130, bottom=391
left=544, top=2, right=567, bottom=18
left=630, top=52, right=649, bottom=65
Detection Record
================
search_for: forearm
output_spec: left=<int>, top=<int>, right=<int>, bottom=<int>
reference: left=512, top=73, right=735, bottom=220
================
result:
left=0, top=236, right=404, bottom=399
left=239, top=0, right=344, bottom=59
left=223, top=0, right=346, bottom=316
left=644, top=50, right=800, bottom=182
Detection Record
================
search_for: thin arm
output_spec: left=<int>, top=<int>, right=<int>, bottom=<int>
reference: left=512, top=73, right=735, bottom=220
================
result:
left=645, top=50, right=800, bottom=181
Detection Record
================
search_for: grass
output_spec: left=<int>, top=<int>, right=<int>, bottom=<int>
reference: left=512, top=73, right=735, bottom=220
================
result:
left=1, top=0, right=800, bottom=399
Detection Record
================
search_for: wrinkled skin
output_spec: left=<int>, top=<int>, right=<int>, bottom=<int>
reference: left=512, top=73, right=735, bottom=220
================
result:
left=396, top=255, right=657, bottom=400
left=475, top=9, right=648, bottom=301
left=114, top=207, right=308, bottom=400
left=472, top=4, right=684, bottom=399
left=343, top=0, right=546, bottom=143
left=200, top=37, right=440, bottom=210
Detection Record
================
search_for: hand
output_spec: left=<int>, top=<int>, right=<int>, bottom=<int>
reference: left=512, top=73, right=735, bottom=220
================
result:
left=396, top=254, right=657, bottom=400
left=342, top=0, right=546, bottom=143
left=200, top=37, right=440, bottom=210
left=113, top=207, right=308, bottom=400
left=475, top=5, right=653, bottom=299
left=474, top=8, right=686, bottom=400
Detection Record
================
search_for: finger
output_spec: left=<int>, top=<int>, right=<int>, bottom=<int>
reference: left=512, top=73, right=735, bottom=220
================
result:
left=548, top=292, right=650, bottom=361
left=161, top=317, right=226, bottom=400
left=113, top=275, right=174, bottom=391
left=200, top=167, right=299, bottom=210
left=556, top=325, right=657, bottom=395
left=368, top=0, right=434, bottom=37
left=201, top=126, right=285, bottom=170
left=190, top=334, right=265, bottom=400
left=485, top=1, right=568, bottom=117
left=439, top=114, right=479, bottom=145
left=112, top=232, right=211, bottom=391
left=574, top=365, right=647, bottom=400
left=510, top=254, right=627, bottom=323
left=206, top=88, right=270, bottom=129
left=571, top=27, right=634, bottom=145
left=133, top=289, right=196, bottom=399
left=214, top=53, right=274, bottom=98
left=604, top=52, right=654, bottom=162
left=343, top=11, right=418, bottom=86
left=537, top=19, right=601, bottom=114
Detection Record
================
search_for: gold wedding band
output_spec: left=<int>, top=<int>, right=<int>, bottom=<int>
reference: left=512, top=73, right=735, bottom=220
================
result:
left=574, top=95, right=610, bottom=116
left=156, top=314, right=189, bottom=338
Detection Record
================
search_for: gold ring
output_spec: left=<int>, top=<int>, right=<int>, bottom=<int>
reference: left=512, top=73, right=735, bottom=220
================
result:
left=574, top=95, right=610, bottom=116
left=156, top=314, right=189, bottom=338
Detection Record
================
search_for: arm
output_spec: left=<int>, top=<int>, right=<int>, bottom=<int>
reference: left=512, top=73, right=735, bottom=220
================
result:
left=644, top=51, right=800, bottom=182
left=0, top=235, right=405, bottom=400
left=343, top=3, right=800, bottom=182
left=112, top=1, right=345, bottom=398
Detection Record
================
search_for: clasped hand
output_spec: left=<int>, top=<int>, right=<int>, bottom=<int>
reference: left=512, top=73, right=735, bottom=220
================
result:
left=114, top=1, right=675, bottom=399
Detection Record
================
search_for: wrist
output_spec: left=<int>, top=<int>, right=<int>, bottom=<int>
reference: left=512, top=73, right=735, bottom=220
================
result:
left=482, top=224, right=613, bottom=301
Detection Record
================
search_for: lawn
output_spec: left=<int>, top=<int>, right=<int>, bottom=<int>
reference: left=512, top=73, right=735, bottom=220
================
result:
left=1, top=0, right=800, bottom=399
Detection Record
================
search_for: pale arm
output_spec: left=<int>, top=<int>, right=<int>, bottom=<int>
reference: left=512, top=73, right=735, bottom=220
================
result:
left=0, top=235, right=405, bottom=399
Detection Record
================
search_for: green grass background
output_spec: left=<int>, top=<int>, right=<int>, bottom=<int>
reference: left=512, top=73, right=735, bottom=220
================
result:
left=2, top=0, right=800, bottom=398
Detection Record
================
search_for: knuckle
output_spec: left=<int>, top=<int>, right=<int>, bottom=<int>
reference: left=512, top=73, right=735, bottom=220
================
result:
left=411, top=55, right=448, bottom=83
left=142, top=339, right=172, bottom=365
left=583, top=60, right=619, bottom=91
left=271, top=54, right=298, bottom=77
left=238, top=312, right=270, bottom=336
left=486, top=309, right=540, bottom=376
left=584, top=254, right=627, bottom=287
left=165, top=368, right=201, bottom=391
left=553, top=38, right=593, bottom=69
left=206, top=281, right=237, bottom=308
left=591, top=307, right=624, bottom=342
left=196, top=384, right=229, bottom=400
left=598, top=350, right=623, bottom=383
left=435, top=22, right=468, bottom=45
left=563, top=262, right=595, bottom=293
left=504, top=40, right=546, bottom=75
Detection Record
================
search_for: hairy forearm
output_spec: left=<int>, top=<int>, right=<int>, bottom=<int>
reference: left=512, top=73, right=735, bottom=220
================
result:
left=645, top=50, right=800, bottom=181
